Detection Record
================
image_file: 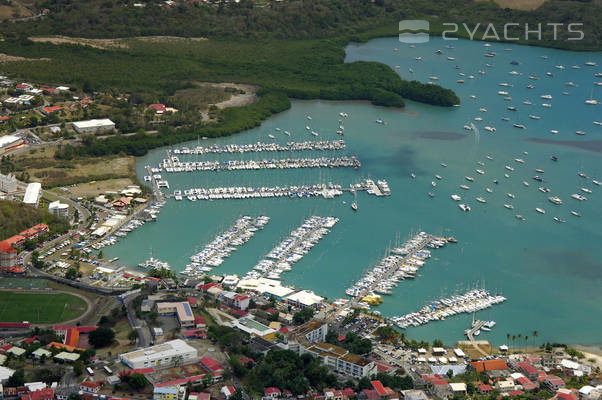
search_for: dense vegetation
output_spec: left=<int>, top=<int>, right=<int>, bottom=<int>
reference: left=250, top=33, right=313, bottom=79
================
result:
left=2, top=0, right=602, bottom=50
left=0, top=199, right=70, bottom=240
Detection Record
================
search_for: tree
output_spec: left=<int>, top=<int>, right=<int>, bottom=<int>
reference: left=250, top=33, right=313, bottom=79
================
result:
left=128, top=330, right=139, bottom=344
left=88, top=327, right=115, bottom=348
left=68, top=394, right=82, bottom=400
left=7, top=368, right=25, bottom=386
left=446, top=369, right=453, bottom=379
left=433, top=338, right=444, bottom=347
left=73, top=360, right=84, bottom=376
left=128, top=373, right=148, bottom=390
left=293, top=308, right=315, bottom=325
left=376, top=325, right=398, bottom=341
left=65, top=267, right=78, bottom=280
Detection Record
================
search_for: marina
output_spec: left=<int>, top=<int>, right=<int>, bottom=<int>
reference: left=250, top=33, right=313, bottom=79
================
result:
left=183, top=215, right=270, bottom=276
left=158, top=155, right=361, bottom=172
left=176, top=178, right=391, bottom=201
left=168, top=139, right=348, bottom=155
left=244, top=216, right=338, bottom=281
left=346, top=232, right=450, bottom=306
left=390, top=289, right=507, bottom=329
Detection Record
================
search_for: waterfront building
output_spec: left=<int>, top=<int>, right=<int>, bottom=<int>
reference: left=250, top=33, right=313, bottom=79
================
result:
left=284, top=290, right=324, bottom=309
left=119, top=339, right=198, bottom=369
left=300, top=342, right=376, bottom=378
left=294, top=320, right=328, bottom=343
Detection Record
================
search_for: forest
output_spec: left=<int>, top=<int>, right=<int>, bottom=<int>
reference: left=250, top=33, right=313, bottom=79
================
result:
left=0, top=200, right=70, bottom=240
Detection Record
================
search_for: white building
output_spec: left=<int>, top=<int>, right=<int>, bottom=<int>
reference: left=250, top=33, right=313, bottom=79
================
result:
left=0, top=173, right=18, bottom=193
left=285, top=290, right=323, bottom=309
left=48, top=201, right=69, bottom=217
left=300, top=342, right=376, bottom=378
left=119, top=339, right=198, bottom=369
left=72, top=118, right=115, bottom=133
left=0, top=135, right=21, bottom=150
left=23, top=182, right=42, bottom=207
left=294, top=320, right=328, bottom=343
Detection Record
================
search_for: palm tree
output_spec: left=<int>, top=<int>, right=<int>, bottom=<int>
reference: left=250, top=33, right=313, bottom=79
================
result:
left=506, top=333, right=511, bottom=344
left=525, top=335, right=529, bottom=349
left=518, top=333, right=523, bottom=349
left=512, top=335, right=517, bottom=350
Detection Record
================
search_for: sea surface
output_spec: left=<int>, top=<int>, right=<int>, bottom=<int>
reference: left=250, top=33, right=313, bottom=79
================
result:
left=104, top=37, right=602, bottom=346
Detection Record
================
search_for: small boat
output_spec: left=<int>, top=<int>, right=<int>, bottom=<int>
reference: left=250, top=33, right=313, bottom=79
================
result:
left=428, top=192, right=435, bottom=198
left=576, top=130, right=586, bottom=136
left=550, top=130, right=559, bottom=134
left=516, top=214, right=526, bottom=221
left=571, top=193, right=587, bottom=201
left=448, top=237, right=458, bottom=243
left=431, top=181, right=437, bottom=187
left=553, top=217, right=565, bottom=223
left=505, top=165, right=515, bottom=171
left=538, top=187, right=550, bottom=193
left=571, top=211, right=581, bottom=217
left=464, top=125, right=473, bottom=131
left=504, top=204, right=514, bottom=210
left=476, top=197, right=486, bottom=204
left=523, top=181, right=530, bottom=187
left=535, top=168, right=545, bottom=173
left=533, top=175, right=544, bottom=182
left=465, top=176, right=474, bottom=182
left=376, top=119, right=385, bottom=125
left=593, top=180, right=601, bottom=186
left=578, top=172, right=587, bottom=178
left=551, top=156, right=558, bottom=162
left=440, top=163, right=448, bottom=167
left=548, top=196, right=562, bottom=205
left=268, top=134, right=275, bottom=139
left=460, top=185, right=470, bottom=190
left=507, top=193, right=515, bottom=198
left=507, top=106, right=517, bottom=111
left=536, top=208, right=546, bottom=214
left=542, top=103, right=552, bottom=108
left=504, top=173, right=510, bottom=178
left=486, top=188, right=492, bottom=193
left=486, top=155, right=493, bottom=160
left=458, top=203, right=471, bottom=212
left=502, top=117, right=510, bottom=121
left=451, top=194, right=462, bottom=201
left=513, top=124, right=526, bottom=129
left=476, top=169, right=485, bottom=175
left=514, top=158, right=524, bottom=164
left=529, top=115, right=541, bottom=120
left=411, top=173, right=416, bottom=179
left=435, top=175, right=442, bottom=180
left=484, top=126, right=496, bottom=133
left=523, top=100, right=533, bottom=105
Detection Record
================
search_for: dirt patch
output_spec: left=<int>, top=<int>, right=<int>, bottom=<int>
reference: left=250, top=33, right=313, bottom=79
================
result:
left=475, top=0, right=547, bottom=10
left=0, top=53, right=51, bottom=63
left=29, top=36, right=129, bottom=50
left=28, top=35, right=208, bottom=50
left=210, top=83, right=259, bottom=109
left=64, top=177, right=137, bottom=197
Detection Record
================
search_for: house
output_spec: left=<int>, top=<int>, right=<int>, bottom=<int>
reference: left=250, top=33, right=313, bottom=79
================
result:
left=72, top=119, right=115, bottom=133
left=478, top=384, right=493, bottom=394
left=471, top=359, right=509, bottom=373
left=41, top=106, right=61, bottom=115
left=516, top=362, right=538, bottom=380
left=194, top=316, right=206, bottom=328
left=20, top=388, right=54, bottom=400
left=221, top=386, right=236, bottom=398
left=189, top=393, right=211, bottom=400
left=199, top=357, right=223, bottom=375
left=16, top=83, right=32, bottom=91
left=148, top=104, right=167, bottom=114
left=154, top=385, right=185, bottom=400
left=264, top=387, right=281, bottom=398
left=544, top=375, right=565, bottom=391
left=516, top=377, right=537, bottom=391
left=495, top=380, right=515, bottom=393
left=79, top=381, right=101, bottom=394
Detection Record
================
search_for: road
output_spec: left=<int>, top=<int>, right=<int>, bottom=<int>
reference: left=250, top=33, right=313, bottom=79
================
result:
left=123, top=294, right=151, bottom=348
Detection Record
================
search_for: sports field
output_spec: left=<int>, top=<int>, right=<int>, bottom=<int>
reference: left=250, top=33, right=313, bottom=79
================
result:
left=0, top=291, right=88, bottom=324
left=0, top=278, right=48, bottom=289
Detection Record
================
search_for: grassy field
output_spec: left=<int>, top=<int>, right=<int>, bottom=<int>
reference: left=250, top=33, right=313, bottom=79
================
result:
left=0, top=278, right=48, bottom=289
left=11, top=146, right=135, bottom=188
left=0, top=291, right=88, bottom=323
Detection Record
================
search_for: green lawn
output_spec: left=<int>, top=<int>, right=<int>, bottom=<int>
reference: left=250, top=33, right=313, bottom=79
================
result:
left=0, top=291, right=88, bottom=324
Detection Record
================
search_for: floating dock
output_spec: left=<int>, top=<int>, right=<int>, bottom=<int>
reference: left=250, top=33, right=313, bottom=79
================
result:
left=389, top=289, right=506, bottom=329
left=346, top=232, right=447, bottom=305
left=169, top=140, right=347, bottom=155
left=182, top=215, right=270, bottom=276
left=159, top=156, right=361, bottom=172
left=176, top=179, right=390, bottom=201
left=244, top=216, right=338, bottom=281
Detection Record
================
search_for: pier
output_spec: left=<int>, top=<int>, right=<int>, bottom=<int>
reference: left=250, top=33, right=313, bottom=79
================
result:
left=183, top=215, right=270, bottom=276
left=158, top=156, right=361, bottom=173
left=347, top=232, right=441, bottom=306
left=244, top=216, right=338, bottom=280
left=176, top=179, right=390, bottom=202
left=169, top=140, right=347, bottom=156
left=145, top=165, right=165, bottom=203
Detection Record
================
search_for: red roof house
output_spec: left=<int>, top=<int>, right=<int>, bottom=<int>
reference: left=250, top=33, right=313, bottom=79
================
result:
left=20, top=388, right=54, bottom=400
left=265, top=387, right=281, bottom=398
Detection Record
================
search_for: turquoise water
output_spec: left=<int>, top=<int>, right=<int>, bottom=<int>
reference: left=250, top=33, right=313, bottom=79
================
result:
left=105, top=37, right=602, bottom=346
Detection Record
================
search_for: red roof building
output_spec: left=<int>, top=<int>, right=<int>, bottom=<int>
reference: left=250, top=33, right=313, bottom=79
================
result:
left=265, top=387, right=281, bottom=397
left=20, top=388, right=54, bottom=400
left=361, top=389, right=379, bottom=400
left=371, top=381, right=387, bottom=397
left=516, top=377, right=537, bottom=391
left=544, top=375, right=565, bottom=391
left=41, top=106, right=61, bottom=115
left=194, top=316, right=206, bottom=327
left=187, top=297, right=198, bottom=306
left=199, top=357, right=223, bottom=374
left=472, top=359, right=509, bottom=372
left=517, top=362, right=538, bottom=379
left=148, top=104, right=167, bottom=113
left=0, top=240, right=18, bottom=273
left=80, top=381, right=101, bottom=393
left=478, top=384, right=493, bottom=394
left=0, top=322, right=30, bottom=329
left=509, top=390, right=524, bottom=396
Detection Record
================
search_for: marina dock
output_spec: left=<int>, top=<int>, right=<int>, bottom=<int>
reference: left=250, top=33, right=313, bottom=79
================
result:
left=244, top=216, right=338, bottom=281
left=168, top=140, right=348, bottom=156
left=346, top=232, right=447, bottom=306
left=175, top=179, right=391, bottom=202
left=145, top=165, right=166, bottom=203
left=183, top=215, right=270, bottom=277
left=389, top=289, right=506, bottom=329
left=158, top=156, right=361, bottom=173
